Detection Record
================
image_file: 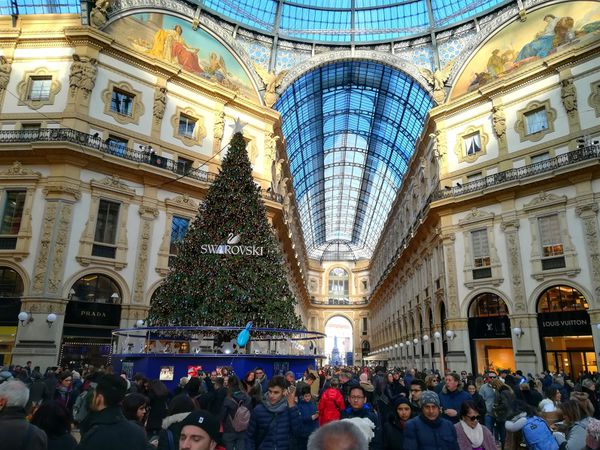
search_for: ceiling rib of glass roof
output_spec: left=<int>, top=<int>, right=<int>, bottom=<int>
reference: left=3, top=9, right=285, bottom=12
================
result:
left=202, top=0, right=508, bottom=43
left=276, top=60, right=433, bottom=261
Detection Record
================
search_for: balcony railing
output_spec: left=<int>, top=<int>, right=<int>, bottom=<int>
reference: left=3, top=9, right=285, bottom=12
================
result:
left=370, top=142, right=600, bottom=299
left=0, top=128, right=283, bottom=202
left=310, top=297, right=369, bottom=306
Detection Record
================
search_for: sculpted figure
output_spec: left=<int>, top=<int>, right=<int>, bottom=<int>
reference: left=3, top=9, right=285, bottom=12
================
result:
left=0, top=56, right=11, bottom=91
left=419, top=59, right=456, bottom=104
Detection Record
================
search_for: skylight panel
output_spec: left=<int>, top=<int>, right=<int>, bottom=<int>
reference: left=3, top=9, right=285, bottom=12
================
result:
left=203, top=0, right=276, bottom=31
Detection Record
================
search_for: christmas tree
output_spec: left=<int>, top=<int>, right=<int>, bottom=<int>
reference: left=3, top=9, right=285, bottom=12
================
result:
left=148, top=128, right=303, bottom=330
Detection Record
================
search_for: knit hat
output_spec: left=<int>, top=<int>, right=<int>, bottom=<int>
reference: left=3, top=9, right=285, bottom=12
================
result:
left=420, top=391, right=440, bottom=408
left=392, top=395, right=411, bottom=409
left=179, top=410, right=221, bottom=441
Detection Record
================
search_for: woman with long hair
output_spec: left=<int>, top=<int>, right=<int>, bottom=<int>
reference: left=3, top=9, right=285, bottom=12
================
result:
left=122, top=393, right=150, bottom=427
left=220, top=375, right=251, bottom=450
left=242, top=370, right=262, bottom=408
left=505, top=400, right=558, bottom=450
left=455, top=400, right=496, bottom=450
left=555, top=399, right=593, bottom=450
left=145, top=379, right=171, bottom=440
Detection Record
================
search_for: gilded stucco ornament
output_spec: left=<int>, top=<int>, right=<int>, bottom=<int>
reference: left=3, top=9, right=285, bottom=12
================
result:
left=492, top=105, right=506, bottom=139
left=90, top=0, right=113, bottom=28
left=561, top=78, right=578, bottom=119
left=69, top=54, right=97, bottom=98
left=0, top=56, right=11, bottom=92
left=418, top=59, right=456, bottom=104
left=254, top=65, right=288, bottom=107
left=153, top=87, right=167, bottom=123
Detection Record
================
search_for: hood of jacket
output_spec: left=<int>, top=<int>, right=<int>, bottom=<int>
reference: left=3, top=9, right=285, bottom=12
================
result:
left=322, top=387, right=341, bottom=399
left=442, top=381, right=464, bottom=395
left=360, top=381, right=375, bottom=393
left=161, top=412, right=190, bottom=430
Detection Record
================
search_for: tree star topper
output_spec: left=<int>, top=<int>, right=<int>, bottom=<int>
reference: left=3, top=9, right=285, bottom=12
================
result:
left=230, top=117, right=246, bottom=135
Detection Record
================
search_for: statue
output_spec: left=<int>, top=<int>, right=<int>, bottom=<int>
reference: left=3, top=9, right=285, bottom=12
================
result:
left=492, top=105, right=506, bottom=139
left=254, top=64, right=288, bottom=107
left=0, top=56, right=11, bottom=92
left=153, top=87, right=167, bottom=122
left=418, top=59, right=456, bottom=104
left=561, top=78, right=577, bottom=118
left=69, top=55, right=97, bottom=97
left=213, top=109, right=225, bottom=140
left=90, top=0, right=112, bottom=28
left=430, top=130, right=447, bottom=159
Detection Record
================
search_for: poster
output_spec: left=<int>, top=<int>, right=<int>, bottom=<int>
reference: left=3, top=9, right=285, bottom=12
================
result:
left=159, top=365, right=174, bottom=381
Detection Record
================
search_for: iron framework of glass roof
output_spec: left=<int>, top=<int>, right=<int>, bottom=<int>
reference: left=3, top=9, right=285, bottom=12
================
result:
left=0, top=0, right=80, bottom=16
left=276, top=60, right=433, bottom=261
left=202, top=0, right=508, bottom=43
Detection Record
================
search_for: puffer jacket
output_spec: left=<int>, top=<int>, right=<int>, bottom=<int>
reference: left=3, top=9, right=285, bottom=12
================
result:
left=318, top=387, right=345, bottom=425
left=439, top=383, right=472, bottom=424
left=403, top=414, right=460, bottom=450
left=245, top=398, right=301, bottom=450
left=297, top=398, right=318, bottom=438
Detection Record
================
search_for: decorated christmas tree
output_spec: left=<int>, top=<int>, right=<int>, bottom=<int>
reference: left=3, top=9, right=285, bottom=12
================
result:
left=149, top=127, right=303, bottom=329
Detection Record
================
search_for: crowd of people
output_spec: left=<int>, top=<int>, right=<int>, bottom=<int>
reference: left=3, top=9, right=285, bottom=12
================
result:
left=3, top=361, right=600, bottom=450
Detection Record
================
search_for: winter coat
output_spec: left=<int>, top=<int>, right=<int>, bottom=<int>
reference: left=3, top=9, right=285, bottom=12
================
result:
left=318, top=387, right=345, bottom=425
left=297, top=398, right=318, bottom=438
left=245, top=398, right=301, bottom=450
left=383, top=415, right=407, bottom=450
left=77, top=406, right=149, bottom=450
left=0, top=406, right=47, bottom=450
left=403, top=414, right=460, bottom=450
left=455, top=422, right=496, bottom=450
left=156, top=412, right=190, bottom=450
left=47, top=432, right=78, bottom=450
left=555, top=416, right=592, bottom=450
left=439, top=384, right=472, bottom=424
left=146, top=391, right=169, bottom=435
left=220, top=391, right=252, bottom=434
left=341, top=404, right=383, bottom=450
left=470, top=392, right=487, bottom=418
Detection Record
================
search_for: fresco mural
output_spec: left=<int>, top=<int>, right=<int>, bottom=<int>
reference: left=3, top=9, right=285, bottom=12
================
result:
left=105, top=13, right=258, bottom=100
left=451, top=2, right=600, bottom=99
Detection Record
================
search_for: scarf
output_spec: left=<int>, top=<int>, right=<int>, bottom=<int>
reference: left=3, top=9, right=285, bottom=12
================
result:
left=460, top=420, right=484, bottom=448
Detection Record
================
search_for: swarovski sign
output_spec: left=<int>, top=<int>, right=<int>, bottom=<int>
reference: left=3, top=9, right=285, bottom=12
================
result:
left=200, top=233, right=264, bottom=256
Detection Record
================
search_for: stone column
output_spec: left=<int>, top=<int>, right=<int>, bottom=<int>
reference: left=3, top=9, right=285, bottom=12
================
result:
left=508, top=313, right=543, bottom=374
left=131, top=204, right=159, bottom=305
left=444, top=317, right=470, bottom=372
left=12, top=183, right=80, bottom=367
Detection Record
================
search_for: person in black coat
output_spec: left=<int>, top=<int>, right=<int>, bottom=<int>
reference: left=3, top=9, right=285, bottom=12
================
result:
left=383, top=396, right=412, bottom=450
left=31, top=400, right=77, bottom=450
left=466, top=383, right=486, bottom=418
left=77, top=374, right=149, bottom=450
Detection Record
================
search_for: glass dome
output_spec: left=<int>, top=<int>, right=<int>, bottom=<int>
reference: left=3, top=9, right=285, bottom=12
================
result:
left=202, top=0, right=509, bottom=43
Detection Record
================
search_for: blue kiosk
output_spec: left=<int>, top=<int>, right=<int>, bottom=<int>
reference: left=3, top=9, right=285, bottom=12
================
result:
left=111, top=326, right=325, bottom=389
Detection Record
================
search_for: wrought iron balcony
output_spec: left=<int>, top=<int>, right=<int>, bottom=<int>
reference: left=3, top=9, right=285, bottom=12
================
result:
left=310, top=297, right=369, bottom=306
left=0, top=128, right=283, bottom=202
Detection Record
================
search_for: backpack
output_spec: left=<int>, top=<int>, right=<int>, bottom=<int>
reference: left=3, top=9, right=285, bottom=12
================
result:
left=230, top=399, right=251, bottom=432
left=73, top=383, right=96, bottom=424
left=522, top=416, right=559, bottom=450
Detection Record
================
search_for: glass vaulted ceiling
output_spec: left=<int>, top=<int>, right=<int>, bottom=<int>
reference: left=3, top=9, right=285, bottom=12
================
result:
left=202, top=0, right=508, bottom=43
left=276, top=61, right=433, bottom=262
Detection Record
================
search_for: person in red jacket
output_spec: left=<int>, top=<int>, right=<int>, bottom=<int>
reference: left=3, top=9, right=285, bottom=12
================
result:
left=318, top=378, right=345, bottom=426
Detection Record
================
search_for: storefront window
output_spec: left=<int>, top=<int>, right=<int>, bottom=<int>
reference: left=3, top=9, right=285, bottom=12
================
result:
left=537, top=285, right=594, bottom=377
left=468, top=293, right=514, bottom=374
left=0, top=267, right=23, bottom=366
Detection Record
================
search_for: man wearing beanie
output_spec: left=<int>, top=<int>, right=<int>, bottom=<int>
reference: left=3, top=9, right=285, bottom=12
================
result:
left=403, top=390, right=459, bottom=450
left=178, top=410, right=220, bottom=450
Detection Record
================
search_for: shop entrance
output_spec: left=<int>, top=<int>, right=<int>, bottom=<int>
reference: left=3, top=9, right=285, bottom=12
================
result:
left=537, top=285, right=595, bottom=377
left=468, top=293, right=514, bottom=374
left=0, top=267, right=24, bottom=365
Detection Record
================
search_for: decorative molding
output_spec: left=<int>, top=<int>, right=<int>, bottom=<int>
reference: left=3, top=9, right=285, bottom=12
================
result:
left=132, top=205, right=158, bottom=303
left=102, top=80, right=145, bottom=125
left=0, top=56, right=11, bottom=93
left=523, top=191, right=566, bottom=212
left=561, top=78, right=578, bottom=120
left=458, top=207, right=495, bottom=226
left=69, top=54, right=98, bottom=98
left=588, top=80, right=600, bottom=118
left=454, top=125, right=489, bottom=164
left=16, top=67, right=62, bottom=110
left=492, top=105, right=506, bottom=141
left=153, top=87, right=167, bottom=124
left=502, top=217, right=526, bottom=312
left=514, top=99, right=557, bottom=143
left=576, top=202, right=600, bottom=304
left=170, top=105, right=207, bottom=147
left=0, top=161, right=41, bottom=177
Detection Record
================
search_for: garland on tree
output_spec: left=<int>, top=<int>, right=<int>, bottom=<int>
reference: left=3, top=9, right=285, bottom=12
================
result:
left=148, top=131, right=302, bottom=329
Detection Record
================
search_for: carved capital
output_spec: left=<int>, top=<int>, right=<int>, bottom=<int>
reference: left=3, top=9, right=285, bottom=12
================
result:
left=576, top=203, right=599, bottom=217
left=138, top=205, right=159, bottom=220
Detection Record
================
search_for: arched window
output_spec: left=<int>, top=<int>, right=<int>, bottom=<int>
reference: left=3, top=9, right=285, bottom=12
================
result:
left=362, top=340, right=370, bottom=356
left=0, top=267, right=24, bottom=325
left=69, top=274, right=121, bottom=304
left=469, top=293, right=508, bottom=317
left=537, top=285, right=588, bottom=313
left=328, top=267, right=349, bottom=300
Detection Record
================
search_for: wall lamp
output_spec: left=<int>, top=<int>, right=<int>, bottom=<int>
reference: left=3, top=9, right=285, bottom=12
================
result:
left=512, top=327, right=524, bottom=338
left=413, top=338, right=419, bottom=345
left=135, top=319, right=145, bottom=328
left=433, top=331, right=442, bottom=340
left=46, top=313, right=57, bottom=328
left=422, top=334, right=430, bottom=342
left=18, top=311, right=33, bottom=326
left=446, top=330, right=456, bottom=340
left=405, top=340, right=411, bottom=347
left=399, top=342, right=404, bottom=348
left=67, top=288, right=76, bottom=300
left=110, top=292, right=120, bottom=303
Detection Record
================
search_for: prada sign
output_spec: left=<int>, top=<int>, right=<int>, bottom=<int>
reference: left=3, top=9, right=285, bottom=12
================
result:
left=538, top=311, right=591, bottom=337
left=65, top=301, right=121, bottom=327
left=468, top=316, right=511, bottom=339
